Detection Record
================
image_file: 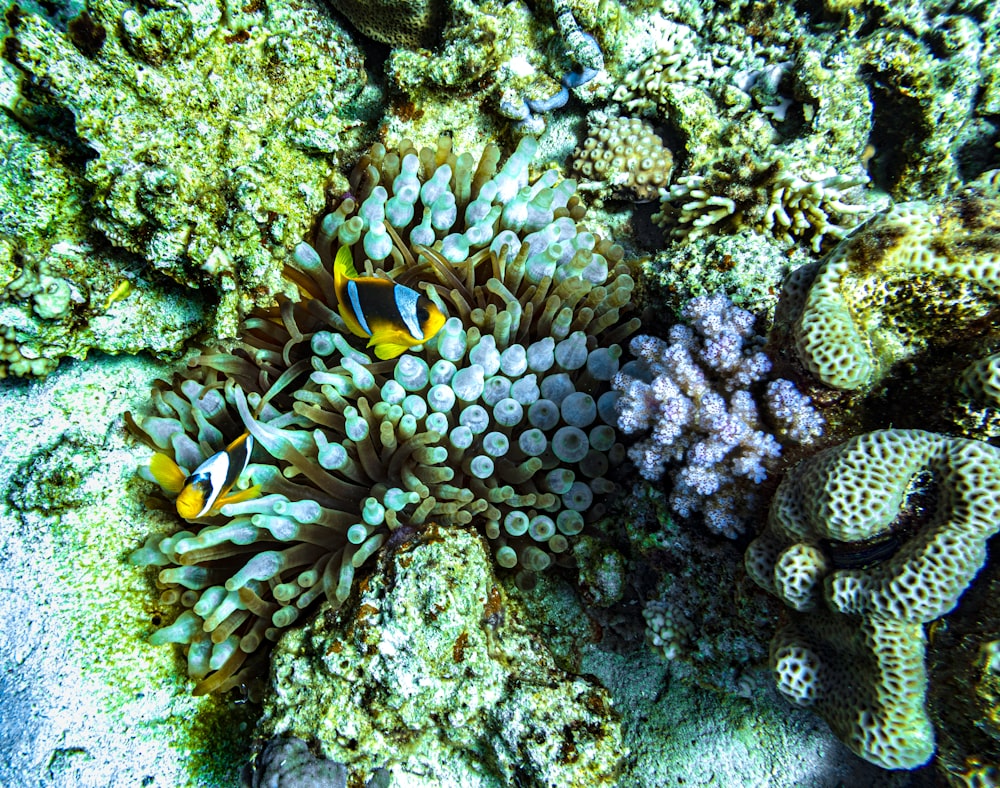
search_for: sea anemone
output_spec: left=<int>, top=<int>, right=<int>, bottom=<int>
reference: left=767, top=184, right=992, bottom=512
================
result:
left=127, top=135, right=638, bottom=693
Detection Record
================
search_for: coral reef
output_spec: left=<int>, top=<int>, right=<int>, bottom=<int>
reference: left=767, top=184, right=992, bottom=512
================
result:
left=383, top=0, right=617, bottom=137
left=792, top=185, right=1000, bottom=391
left=745, top=429, right=1000, bottom=770
left=612, top=292, right=822, bottom=538
left=0, top=101, right=206, bottom=377
left=961, top=351, right=1000, bottom=409
left=860, top=3, right=997, bottom=197
left=328, top=0, right=445, bottom=47
left=0, top=240, right=205, bottom=378
left=568, top=113, right=673, bottom=203
left=3, top=0, right=370, bottom=337
left=127, top=136, right=637, bottom=693
left=654, top=153, right=877, bottom=253
left=621, top=484, right=779, bottom=699
left=253, top=524, right=625, bottom=785
left=924, top=555, right=1000, bottom=782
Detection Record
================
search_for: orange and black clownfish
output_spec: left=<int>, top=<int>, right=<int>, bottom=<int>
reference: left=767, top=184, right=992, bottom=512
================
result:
left=332, top=244, right=446, bottom=360
left=149, top=432, right=260, bottom=520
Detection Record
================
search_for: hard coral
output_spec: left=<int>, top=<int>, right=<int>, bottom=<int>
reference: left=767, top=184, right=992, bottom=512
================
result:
left=612, top=292, right=822, bottom=538
left=127, top=136, right=638, bottom=693
left=793, top=184, right=1000, bottom=391
left=569, top=114, right=673, bottom=203
left=745, top=429, right=1000, bottom=770
left=3, top=0, right=368, bottom=337
left=254, top=525, right=625, bottom=785
left=327, top=0, right=446, bottom=47
left=654, top=153, right=875, bottom=253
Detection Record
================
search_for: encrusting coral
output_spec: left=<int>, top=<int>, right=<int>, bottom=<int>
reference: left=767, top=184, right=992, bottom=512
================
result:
left=126, top=135, right=637, bottom=694
left=3, top=0, right=369, bottom=337
left=745, top=429, right=1000, bottom=770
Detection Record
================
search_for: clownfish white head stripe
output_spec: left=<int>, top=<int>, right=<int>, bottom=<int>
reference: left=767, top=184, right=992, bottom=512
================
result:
left=150, top=432, right=259, bottom=520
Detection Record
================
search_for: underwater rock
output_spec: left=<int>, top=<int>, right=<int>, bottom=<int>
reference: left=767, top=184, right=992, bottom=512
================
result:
left=253, top=525, right=625, bottom=786
left=3, top=0, right=370, bottom=337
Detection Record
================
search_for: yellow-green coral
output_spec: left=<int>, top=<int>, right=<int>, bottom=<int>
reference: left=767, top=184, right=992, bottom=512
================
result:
left=793, top=187, right=1000, bottom=390
left=745, top=428, right=1000, bottom=769
left=4, top=0, right=369, bottom=337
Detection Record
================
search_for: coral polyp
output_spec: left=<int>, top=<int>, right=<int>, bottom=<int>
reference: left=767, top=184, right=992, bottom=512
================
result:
left=127, top=136, right=637, bottom=693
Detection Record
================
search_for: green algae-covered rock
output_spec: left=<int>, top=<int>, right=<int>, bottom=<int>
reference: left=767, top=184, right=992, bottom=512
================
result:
left=3, top=0, right=371, bottom=338
left=254, top=525, right=625, bottom=786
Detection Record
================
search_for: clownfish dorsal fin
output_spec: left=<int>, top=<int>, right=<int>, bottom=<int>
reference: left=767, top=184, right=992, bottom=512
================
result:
left=333, top=244, right=360, bottom=283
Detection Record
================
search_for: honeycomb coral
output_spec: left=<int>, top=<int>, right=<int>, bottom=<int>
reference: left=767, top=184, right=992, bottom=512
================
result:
left=745, top=429, right=1000, bottom=770
left=793, top=187, right=1000, bottom=390
left=327, top=0, right=446, bottom=47
left=568, top=115, right=673, bottom=203
left=960, top=352, right=1000, bottom=408
left=127, top=136, right=637, bottom=693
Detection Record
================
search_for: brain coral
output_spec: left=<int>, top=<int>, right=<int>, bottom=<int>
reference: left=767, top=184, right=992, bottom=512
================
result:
left=744, top=428, right=1000, bottom=770
left=793, top=185, right=1000, bottom=390
left=127, top=136, right=637, bottom=693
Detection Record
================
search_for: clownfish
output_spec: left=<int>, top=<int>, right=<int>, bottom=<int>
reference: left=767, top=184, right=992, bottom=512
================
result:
left=332, top=244, right=446, bottom=360
left=149, top=432, right=260, bottom=520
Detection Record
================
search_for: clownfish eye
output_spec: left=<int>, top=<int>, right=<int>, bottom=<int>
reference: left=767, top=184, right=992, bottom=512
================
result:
left=417, top=306, right=430, bottom=322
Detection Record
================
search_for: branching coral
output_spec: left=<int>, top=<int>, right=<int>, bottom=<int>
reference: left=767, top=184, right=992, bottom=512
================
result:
left=127, top=136, right=638, bottom=693
left=612, top=292, right=822, bottom=538
left=654, top=154, right=876, bottom=253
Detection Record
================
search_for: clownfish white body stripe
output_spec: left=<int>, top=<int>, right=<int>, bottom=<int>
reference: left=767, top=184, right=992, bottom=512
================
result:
left=149, top=432, right=260, bottom=520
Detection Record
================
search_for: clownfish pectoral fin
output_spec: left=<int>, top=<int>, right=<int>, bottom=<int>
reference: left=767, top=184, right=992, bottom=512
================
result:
left=367, top=328, right=414, bottom=360
left=149, top=452, right=188, bottom=495
left=211, top=483, right=262, bottom=516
